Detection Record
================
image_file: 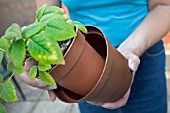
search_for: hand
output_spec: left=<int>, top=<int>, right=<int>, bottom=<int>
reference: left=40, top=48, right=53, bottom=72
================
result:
left=19, top=58, right=57, bottom=101
left=88, top=48, right=140, bottom=109
left=62, top=3, right=70, bottom=19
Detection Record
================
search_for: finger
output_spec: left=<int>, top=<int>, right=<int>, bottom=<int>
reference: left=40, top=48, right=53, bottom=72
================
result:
left=39, top=85, right=57, bottom=90
left=20, top=71, right=47, bottom=88
left=102, top=89, right=130, bottom=109
left=128, top=55, right=140, bottom=72
left=48, top=90, right=57, bottom=102
left=87, top=101, right=104, bottom=106
left=25, top=58, right=37, bottom=71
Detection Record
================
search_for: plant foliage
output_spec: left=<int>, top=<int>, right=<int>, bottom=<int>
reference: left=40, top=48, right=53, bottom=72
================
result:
left=0, top=4, right=87, bottom=113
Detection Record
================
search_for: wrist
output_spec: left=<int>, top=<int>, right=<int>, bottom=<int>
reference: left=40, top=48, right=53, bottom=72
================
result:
left=117, top=38, right=147, bottom=57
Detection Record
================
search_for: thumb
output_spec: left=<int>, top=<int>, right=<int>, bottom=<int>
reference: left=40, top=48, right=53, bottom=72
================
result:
left=128, top=55, right=140, bottom=72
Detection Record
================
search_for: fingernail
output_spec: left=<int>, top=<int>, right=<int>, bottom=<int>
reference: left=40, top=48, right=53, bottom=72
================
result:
left=50, top=97, right=55, bottom=102
left=37, top=81, right=47, bottom=87
left=102, top=104, right=111, bottom=108
left=48, top=86, right=57, bottom=90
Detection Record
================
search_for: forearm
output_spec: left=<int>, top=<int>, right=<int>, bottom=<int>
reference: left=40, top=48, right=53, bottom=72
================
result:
left=118, top=5, right=170, bottom=57
left=35, top=0, right=61, bottom=9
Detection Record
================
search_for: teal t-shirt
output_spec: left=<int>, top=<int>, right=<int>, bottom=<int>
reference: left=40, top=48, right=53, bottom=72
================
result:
left=62, top=0, right=148, bottom=47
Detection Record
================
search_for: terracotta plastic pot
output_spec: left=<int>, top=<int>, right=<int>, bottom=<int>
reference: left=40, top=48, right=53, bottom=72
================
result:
left=50, top=26, right=133, bottom=103
left=49, top=28, right=105, bottom=96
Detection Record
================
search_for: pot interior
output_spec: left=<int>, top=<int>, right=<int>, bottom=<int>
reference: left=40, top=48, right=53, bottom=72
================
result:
left=85, top=33, right=107, bottom=59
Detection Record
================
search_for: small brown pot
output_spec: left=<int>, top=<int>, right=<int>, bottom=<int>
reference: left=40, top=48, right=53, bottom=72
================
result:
left=50, top=26, right=133, bottom=103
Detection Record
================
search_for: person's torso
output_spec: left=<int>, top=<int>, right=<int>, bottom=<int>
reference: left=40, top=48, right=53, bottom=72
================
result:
left=62, top=0, right=148, bottom=47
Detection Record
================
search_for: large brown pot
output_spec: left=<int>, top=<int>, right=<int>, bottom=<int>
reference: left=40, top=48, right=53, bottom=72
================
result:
left=50, top=26, right=133, bottom=103
left=49, top=27, right=105, bottom=96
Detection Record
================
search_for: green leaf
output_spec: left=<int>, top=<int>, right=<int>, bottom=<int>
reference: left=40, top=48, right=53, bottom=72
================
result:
left=7, top=62, right=15, bottom=72
left=1, top=81, right=18, bottom=102
left=0, top=36, right=10, bottom=51
left=11, top=39, right=26, bottom=67
left=36, top=4, right=48, bottom=20
left=40, top=13, right=64, bottom=23
left=73, top=21, right=87, bottom=34
left=22, top=22, right=46, bottom=39
left=0, top=103, right=6, bottom=113
left=28, top=32, right=63, bottom=64
left=29, top=65, right=37, bottom=80
left=6, top=23, right=22, bottom=36
left=43, top=6, right=63, bottom=15
left=4, top=23, right=22, bottom=40
left=15, top=65, right=25, bottom=75
left=63, top=14, right=68, bottom=20
left=0, top=73, right=3, bottom=83
left=39, top=71, right=56, bottom=86
left=0, top=50, right=3, bottom=64
left=67, top=20, right=74, bottom=28
left=6, top=45, right=12, bottom=58
left=38, top=62, right=51, bottom=71
left=4, top=32, right=18, bottom=40
left=45, top=18, right=77, bottom=41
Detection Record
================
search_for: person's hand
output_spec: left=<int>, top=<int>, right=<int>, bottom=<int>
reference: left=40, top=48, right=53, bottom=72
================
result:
left=88, top=48, right=140, bottom=109
left=19, top=58, right=57, bottom=101
left=62, top=3, right=70, bottom=19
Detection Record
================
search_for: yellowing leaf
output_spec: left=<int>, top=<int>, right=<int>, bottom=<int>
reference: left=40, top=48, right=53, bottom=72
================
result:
left=28, top=32, right=63, bottom=65
left=39, top=71, right=56, bottom=86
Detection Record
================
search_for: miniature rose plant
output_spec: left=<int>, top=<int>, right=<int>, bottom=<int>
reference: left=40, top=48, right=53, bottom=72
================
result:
left=0, top=4, right=87, bottom=113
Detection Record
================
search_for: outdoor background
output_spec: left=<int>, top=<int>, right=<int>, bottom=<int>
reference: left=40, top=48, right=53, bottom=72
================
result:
left=0, top=0, right=170, bottom=113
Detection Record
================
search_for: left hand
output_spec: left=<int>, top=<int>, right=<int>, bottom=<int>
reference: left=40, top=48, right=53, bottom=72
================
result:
left=88, top=48, right=140, bottom=109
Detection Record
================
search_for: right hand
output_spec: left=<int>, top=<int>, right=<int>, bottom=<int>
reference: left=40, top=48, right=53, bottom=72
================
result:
left=19, top=58, right=57, bottom=101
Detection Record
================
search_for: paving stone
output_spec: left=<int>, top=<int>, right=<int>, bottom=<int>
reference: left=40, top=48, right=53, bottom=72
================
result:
left=68, top=104, right=80, bottom=113
left=4, top=101, right=37, bottom=113
left=32, top=100, right=72, bottom=113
